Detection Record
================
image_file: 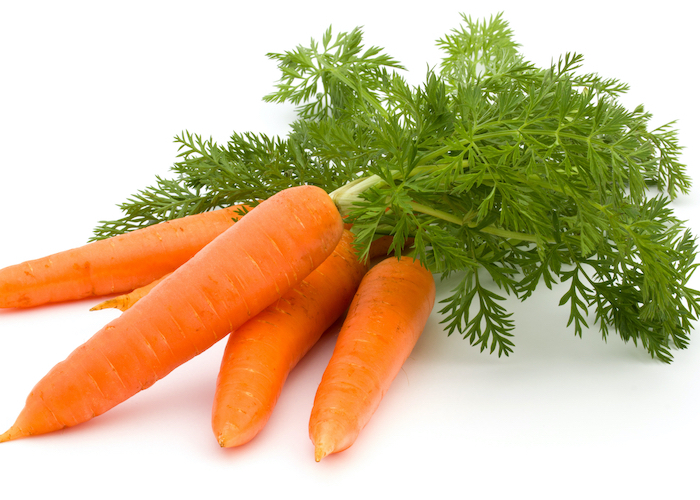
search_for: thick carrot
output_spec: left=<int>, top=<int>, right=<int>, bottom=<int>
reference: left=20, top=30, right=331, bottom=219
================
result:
left=0, top=185, right=343, bottom=442
left=0, top=204, right=251, bottom=308
left=309, top=256, right=436, bottom=461
left=212, top=230, right=367, bottom=447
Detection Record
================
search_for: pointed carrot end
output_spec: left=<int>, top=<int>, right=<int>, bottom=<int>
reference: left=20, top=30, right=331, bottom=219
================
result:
left=0, top=425, right=25, bottom=444
left=216, top=428, right=232, bottom=448
left=314, top=442, right=333, bottom=462
left=90, top=299, right=117, bottom=311
left=215, top=422, right=252, bottom=448
left=311, top=420, right=345, bottom=462
left=217, top=433, right=239, bottom=448
left=90, top=297, right=130, bottom=312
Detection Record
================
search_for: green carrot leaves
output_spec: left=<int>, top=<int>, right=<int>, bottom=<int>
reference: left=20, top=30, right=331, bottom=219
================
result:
left=92, top=14, right=699, bottom=361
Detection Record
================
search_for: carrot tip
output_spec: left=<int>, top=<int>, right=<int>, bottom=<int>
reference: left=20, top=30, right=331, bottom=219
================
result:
left=217, top=434, right=234, bottom=448
left=0, top=426, right=23, bottom=444
left=311, top=420, right=345, bottom=461
left=314, top=444, right=332, bottom=462
left=90, top=297, right=128, bottom=312
left=215, top=422, right=251, bottom=448
left=313, top=433, right=341, bottom=462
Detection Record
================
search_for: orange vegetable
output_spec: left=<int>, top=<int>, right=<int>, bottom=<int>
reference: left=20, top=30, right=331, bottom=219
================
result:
left=0, top=185, right=343, bottom=442
left=212, top=230, right=368, bottom=447
left=0, top=204, right=251, bottom=308
left=309, top=256, right=436, bottom=461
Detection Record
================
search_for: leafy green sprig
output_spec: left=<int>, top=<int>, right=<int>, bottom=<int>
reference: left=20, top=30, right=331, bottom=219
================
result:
left=92, top=14, right=699, bottom=361
left=91, top=128, right=358, bottom=239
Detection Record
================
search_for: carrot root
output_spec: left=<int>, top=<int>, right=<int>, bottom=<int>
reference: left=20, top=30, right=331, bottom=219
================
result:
left=309, top=256, right=436, bottom=461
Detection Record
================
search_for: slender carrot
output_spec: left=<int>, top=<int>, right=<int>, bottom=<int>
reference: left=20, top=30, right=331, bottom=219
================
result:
left=309, top=255, right=436, bottom=461
left=0, top=204, right=252, bottom=308
left=212, top=230, right=368, bottom=447
left=0, top=185, right=343, bottom=442
left=89, top=235, right=410, bottom=313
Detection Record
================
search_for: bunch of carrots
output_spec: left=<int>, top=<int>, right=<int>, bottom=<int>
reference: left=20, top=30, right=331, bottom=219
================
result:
left=0, top=185, right=435, bottom=461
left=3, top=13, right=697, bottom=462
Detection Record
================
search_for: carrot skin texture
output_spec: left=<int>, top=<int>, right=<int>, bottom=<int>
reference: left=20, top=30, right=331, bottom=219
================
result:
left=212, top=230, right=368, bottom=447
left=309, top=256, right=436, bottom=461
left=0, top=205, right=250, bottom=308
left=0, top=186, right=343, bottom=442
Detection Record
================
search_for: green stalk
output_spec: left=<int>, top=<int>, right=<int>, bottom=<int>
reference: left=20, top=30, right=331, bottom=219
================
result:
left=330, top=175, right=551, bottom=243
left=408, top=201, right=550, bottom=243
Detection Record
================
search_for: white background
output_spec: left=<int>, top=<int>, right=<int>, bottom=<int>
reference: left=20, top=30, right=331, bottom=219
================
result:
left=1, top=1, right=698, bottom=498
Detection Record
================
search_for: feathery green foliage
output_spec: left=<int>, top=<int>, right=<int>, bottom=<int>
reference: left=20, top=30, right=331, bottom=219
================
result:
left=92, top=13, right=698, bottom=361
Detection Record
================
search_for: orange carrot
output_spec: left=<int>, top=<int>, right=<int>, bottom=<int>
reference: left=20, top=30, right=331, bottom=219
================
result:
left=89, top=274, right=171, bottom=312
left=0, top=204, right=251, bottom=308
left=212, top=230, right=367, bottom=447
left=309, top=256, right=436, bottom=461
left=0, top=185, right=343, bottom=442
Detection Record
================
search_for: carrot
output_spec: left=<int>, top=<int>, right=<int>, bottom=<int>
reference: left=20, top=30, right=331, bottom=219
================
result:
left=212, top=230, right=367, bottom=447
left=0, top=204, right=251, bottom=308
left=0, top=185, right=343, bottom=442
left=309, top=255, right=436, bottom=461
